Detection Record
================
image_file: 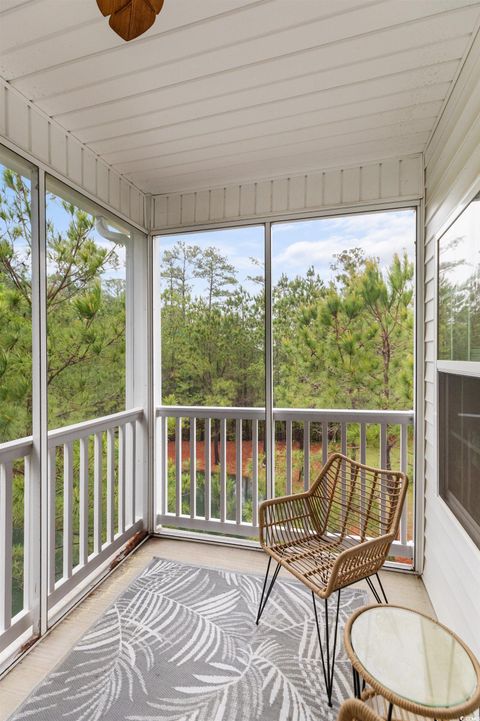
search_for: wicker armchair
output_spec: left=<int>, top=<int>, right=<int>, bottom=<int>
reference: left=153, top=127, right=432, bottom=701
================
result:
left=256, top=452, right=408, bottom=707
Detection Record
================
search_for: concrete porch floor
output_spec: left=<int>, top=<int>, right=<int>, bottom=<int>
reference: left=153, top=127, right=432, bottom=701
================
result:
left=0, top=537, right=434, bottom=721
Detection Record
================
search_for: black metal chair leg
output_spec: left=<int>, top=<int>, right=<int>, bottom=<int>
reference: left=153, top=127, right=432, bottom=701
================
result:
left=375, top=573, right=389, bottom=604
left=366, top=576, right=382, bottom=604
left=256, top=557, right=281, bottom=625
left=312, top=589, right=341, bottom=708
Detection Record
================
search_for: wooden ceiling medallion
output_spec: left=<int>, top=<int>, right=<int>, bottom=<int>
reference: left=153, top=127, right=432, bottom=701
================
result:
left=97, top=0, right=165, bottom=41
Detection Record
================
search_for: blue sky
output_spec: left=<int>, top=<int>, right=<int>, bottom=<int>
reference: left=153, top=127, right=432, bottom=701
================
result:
left=157, top=208, right=416, bottom=295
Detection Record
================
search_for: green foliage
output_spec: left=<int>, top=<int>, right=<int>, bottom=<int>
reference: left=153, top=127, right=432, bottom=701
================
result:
left=1, top=165, right=414, bottom=613
left=0, top=167, right=126, bottom=614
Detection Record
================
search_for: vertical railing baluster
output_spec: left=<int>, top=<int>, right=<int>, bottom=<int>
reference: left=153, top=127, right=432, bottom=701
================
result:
left=79, top=437, right=88, bottom=565
left=252, top=418, right=259, bottom=528
left=400, top=422, right=408, bottom=545
left=341, top=422, right=347, bottom=524
left=106, top=428, right=115, bottom=544
left=23, top=456, right=32, bottom=612
left=204, top=418, right=211, bottom=521
left=160, top=416, right=169, bottom=518
left=360, top=423, right=367, bottom=521
left=48, top=447, right=57, bottom=594
left=63, top=442, right=73, bottom=580
left=236, top=419, right=242, bottom=525
left=380, top=423, right=388, bottom=528
left=175, top=417, right=182, bottom=517
left=129, top=421, right=136, bottom=526
left=286, top=420, right=292, bottom=495
left=303, top=421, right=310, bottom=491
left=322, top=421, right=328, bottom=465
left=220, top=418, right=227, bottom=523
left=118, top=424, right=126, bottom=534
left=0, top=461, right=13, bottom=631
left=190, top=417, right=197, bottom=519
left=93, top=432, right=102, bottom=555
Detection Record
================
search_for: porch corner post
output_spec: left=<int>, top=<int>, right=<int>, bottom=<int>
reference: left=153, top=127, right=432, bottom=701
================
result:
left=31, top=167, right=49, bottom=637
left=265, top=222, right=274, bottom=500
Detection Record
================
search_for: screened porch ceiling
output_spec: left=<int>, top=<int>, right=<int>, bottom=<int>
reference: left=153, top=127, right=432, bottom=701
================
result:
left=0, top=0, right=479, bottom=195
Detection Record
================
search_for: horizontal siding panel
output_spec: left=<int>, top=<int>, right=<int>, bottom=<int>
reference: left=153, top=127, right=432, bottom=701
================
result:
left=195, top=190, right=210, bottom=224
left=154, top=195, right=168, bottom=228
left=423, top=30, right=480, bottom=659
left=210, top=187, right=224, bottom=220
left=67, top=140, right=82, bottom=186
left=239, top=183, right=255, bottom=217
left=272, top=178, right=288, bottom=213
left=323, top=170, right=341, bottom=206
left=50, top=124, right=67, bottom=175
left=288, top=175, right=306, bottom=210
left=151, top=154, right=422, bottom=229
left=109, top=172, right=121, bottom=211
left=225, top=185, right=240, bottom=218
left=83, top=152, right=97, bottom=195
left=6, top=88, right=29, bottom=150
left=0, top=80, right=145, bottom=228
left=181, top=193, right=195, bottom=225
left=360, top=163, right=380, bottom=201
left=380, top=158, right=400, bottom=198
left=30, top=111, right=49, bottom=163
left=342, top=167, right=360, bottom=204
left=256, top=180, right=272, bottom=215
left=305, top=172, right=323, bottom=208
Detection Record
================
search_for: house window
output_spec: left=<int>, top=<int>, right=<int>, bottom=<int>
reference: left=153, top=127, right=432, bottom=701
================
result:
left=439, top=372, right=480, bottom=549
left=438, top=192, right=480, bottom=361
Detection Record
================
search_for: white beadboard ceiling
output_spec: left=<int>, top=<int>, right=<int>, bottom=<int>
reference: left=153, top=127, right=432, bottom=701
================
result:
left=1, top=0, right=479, bottom=195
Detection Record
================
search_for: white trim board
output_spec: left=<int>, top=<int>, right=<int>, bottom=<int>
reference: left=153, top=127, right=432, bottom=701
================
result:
left=151, top=155, right=424, bottom=230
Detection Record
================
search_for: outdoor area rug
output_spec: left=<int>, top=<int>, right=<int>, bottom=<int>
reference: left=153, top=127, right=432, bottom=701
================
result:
left=8, top=557, right=368, bottom=721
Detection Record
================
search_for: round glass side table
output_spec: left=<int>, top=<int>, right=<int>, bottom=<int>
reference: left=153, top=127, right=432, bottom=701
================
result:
left=344, top=604, right=480, bottom=720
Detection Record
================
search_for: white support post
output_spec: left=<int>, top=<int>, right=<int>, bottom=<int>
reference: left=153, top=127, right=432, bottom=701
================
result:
left=31, top=165, right=48, bottom=635
left=265, top=222, right=274, bottom=500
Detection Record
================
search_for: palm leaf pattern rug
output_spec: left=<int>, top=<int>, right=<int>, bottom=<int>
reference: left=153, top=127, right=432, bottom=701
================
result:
left=9, top=558, right=367, bottom=721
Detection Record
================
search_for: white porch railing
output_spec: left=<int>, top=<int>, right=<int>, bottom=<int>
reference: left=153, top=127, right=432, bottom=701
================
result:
left=0, top=407, right=144, bottom=661
left=1, top=403, right=414, bottom=668
left=155, top=406, right=414, bottom=561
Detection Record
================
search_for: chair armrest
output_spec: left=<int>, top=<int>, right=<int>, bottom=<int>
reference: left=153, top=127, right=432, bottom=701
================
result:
left=326, top=534, right=394, bottom=596
left=259, top=492, right=312, bottom=549
left=338, top=699, right=384, bottom=721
